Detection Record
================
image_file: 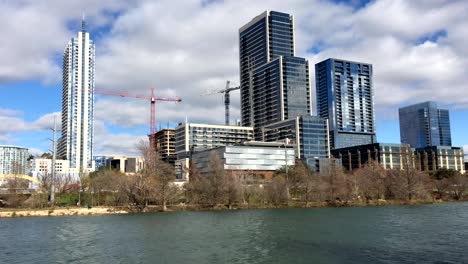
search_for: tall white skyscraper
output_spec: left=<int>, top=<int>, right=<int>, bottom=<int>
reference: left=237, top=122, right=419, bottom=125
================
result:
left=57, top=18, right=95, bottom=173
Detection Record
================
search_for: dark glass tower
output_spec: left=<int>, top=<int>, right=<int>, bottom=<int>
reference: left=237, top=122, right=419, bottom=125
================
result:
left=399, top=101, right=452, bottom=148
left=315, top=58, right=376, bottom=149
left=239, top=11, right=311, bottom=133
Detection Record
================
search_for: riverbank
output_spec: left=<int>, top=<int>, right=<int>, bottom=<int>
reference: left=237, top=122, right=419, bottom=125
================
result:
left=0, top=199, right=452, bottom=218
left=0, top=207, right=128, bottom=218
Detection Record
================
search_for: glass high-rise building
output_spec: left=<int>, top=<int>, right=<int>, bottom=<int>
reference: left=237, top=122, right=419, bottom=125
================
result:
left=315, top=58, right=376, bottom=149
left=239, top=11, right=312, bottom=134
left=399, top=101, right=452, bottom=148
left=57, top=18, right=95, bottom=173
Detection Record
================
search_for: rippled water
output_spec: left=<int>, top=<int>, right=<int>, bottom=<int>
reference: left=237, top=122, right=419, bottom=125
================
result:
left=1, top=203, right=468, bottom=263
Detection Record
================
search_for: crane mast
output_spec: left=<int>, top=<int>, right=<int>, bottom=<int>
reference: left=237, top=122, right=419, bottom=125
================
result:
left=93, top=88, right=181, bottom=147
left=203, top=80, right=240, bottom=125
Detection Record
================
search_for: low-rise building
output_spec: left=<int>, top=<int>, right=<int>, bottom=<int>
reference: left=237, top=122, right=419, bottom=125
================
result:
left=331, top=143, right=465, bottom=174
left=331, top=143, right=415, bottom=171
left=94, top=155, right=144, bottom=174
left=175, top=122, right=254, bottom=179
left=414, top=146, right=465, bottom=173
left=190, top=142, right=295, bottom=182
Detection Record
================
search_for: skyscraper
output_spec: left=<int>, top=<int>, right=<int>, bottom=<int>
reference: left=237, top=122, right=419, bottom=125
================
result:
left=399, top=101, right=452, bottom=148
left=315, top=58, right=376, bottom=149
left=239, top=11, right=312, bottom=133
left=57, top=18, right=95, bottom=173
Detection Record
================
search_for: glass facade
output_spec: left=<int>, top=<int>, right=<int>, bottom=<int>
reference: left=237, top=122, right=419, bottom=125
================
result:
left=316, top=58, right=376, bottom=149
left=239, top=11, right=310, bottom=132
left=191, top=145, right=295, bottom=175
left=261, top=116, right=330, bottom=170
left=399, top=101, right=452, bottom=148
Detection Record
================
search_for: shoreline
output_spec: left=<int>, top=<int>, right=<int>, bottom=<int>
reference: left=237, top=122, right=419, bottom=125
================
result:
left=0, top=207, right=128, bottom=218
left=1, top=199, right=456, bottom=218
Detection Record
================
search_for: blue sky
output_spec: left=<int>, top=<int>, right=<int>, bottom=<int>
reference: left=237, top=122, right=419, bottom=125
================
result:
left=0, top=0, right=467, bottom=155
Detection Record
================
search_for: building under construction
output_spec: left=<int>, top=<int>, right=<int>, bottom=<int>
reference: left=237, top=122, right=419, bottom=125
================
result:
left=152, top=129, right=177, bottom=164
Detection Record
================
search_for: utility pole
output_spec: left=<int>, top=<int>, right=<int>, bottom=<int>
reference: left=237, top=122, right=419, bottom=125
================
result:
left=49, top=116, right=58, bottom=204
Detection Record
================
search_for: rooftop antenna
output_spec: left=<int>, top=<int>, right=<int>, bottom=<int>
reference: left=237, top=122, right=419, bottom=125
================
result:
left=81, top=12, right=86, bottom=32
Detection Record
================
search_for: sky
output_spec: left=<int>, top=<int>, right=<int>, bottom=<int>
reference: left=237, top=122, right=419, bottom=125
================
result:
left=0, top=0, right=467, bottom=156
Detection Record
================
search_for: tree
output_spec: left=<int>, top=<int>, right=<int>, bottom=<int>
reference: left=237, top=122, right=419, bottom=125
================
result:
left=321, top=161, right=350, bottom=204
left=137, top=140, right=177, bottom=211
left=265, top=175, right=288, bottom=206
left=448, top=172, right=468, bottom=200
left=354, top=160, right=386, bottom=202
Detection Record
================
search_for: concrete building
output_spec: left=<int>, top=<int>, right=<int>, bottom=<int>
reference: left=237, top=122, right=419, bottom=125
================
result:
left=31, top=159, right=71, bottom=176
left=316, top=58, right=376, bottom=149
left=57, top=17, right=95, bottom=174
left=153, top=129, right=176, bottom=163
left=0, top=145, right=29, bottom=174
left=94, top=155, right=144, bottom=174
left=261, top=115, right=331, bottom=170
left=174, top=123, right=254, bottom=179
left=190, top=142, right=295, bottom=182
left=399, top=101, right=452, bottom=148
left=239, top=11, right=312, bottom=136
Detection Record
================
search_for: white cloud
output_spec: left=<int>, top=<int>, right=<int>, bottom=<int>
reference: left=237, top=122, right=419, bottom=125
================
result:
left=0, top=109, right=60, bottom=144
left=93, top=120, right=145, bottom=155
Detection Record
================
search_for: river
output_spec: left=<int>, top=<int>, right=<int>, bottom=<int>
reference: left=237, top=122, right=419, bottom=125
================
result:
left=1, top=202, right=468, bottom=263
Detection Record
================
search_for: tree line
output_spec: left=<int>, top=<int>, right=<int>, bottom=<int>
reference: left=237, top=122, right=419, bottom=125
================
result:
left=2, top=142, right=467, bottom=210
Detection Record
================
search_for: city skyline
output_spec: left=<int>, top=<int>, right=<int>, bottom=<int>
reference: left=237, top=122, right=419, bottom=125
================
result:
left=0, top=0, right=467, bottom=156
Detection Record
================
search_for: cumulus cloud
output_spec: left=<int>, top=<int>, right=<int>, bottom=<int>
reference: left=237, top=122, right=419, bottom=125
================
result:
left=0, top=109, right=60, bottom=144
left=93, top=120, right=145, bottom=155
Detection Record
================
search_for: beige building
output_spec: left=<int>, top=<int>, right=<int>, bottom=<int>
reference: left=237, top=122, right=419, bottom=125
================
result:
left=94, top=155, right=144, bottom=174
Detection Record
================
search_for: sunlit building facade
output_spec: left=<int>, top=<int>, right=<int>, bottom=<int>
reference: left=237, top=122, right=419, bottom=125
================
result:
left=316, top=58, right=376, bottom=149
left=57, top=18, right=95, bottom=173
left=399, top=101, right=452, bottom=148
left=239, top=11, right=312, bottom=136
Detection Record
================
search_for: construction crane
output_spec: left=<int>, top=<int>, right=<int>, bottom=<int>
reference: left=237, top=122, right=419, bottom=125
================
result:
left=202, top=80, right=240, bottom=125
left=93, top=88, right=181, bottom=145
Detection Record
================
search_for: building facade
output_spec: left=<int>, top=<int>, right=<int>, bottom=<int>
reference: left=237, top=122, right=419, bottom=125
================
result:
left=399, top=101, right=452, bottom=148
left=153, top=129, right=176, bottom=163
left=174, top=123, right=254, bottom=179
left=239, top=11, right=312, bottom=133
left=331, top=143, right=465, bottom=174
left=0, top=145, right=29, bottom=174
left=94, top=155, right=144, bottom=174
left=190, top=143, right=295, bottom=182
left=261, top=115, right=330, bottom=170
left=316, top=58, right=376, bottom=149
left=31, top=158, right=71, bottom=176
left=57, top=18, right=95, bottom=173
left=414, top=146, right=464, bottom=173
left=331, top=143, right=413, bottom=171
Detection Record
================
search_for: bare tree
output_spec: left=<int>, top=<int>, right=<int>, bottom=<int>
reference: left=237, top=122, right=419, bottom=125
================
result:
left=354, top=160, right=386, bottom=202
left=448, top=172, right=468, bottom=200
left=137, top=140, right=177, bottom=211
left=266, top=175, right=288, bottom=206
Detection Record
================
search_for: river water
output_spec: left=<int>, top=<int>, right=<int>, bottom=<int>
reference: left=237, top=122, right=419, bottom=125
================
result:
left=1, top=202, right=467, bottom=264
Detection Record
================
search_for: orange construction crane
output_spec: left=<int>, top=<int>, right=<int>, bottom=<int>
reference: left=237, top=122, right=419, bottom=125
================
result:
left=93, top=88, right=181, bottom=145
